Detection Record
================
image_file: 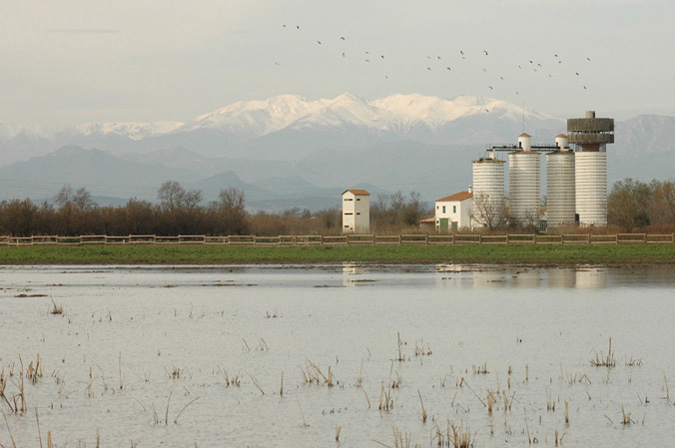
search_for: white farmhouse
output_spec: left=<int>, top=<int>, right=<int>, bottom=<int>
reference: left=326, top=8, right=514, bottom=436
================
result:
left=435, top=188, right=473, bottom=232
left=342, top=189, right=370, bottom=233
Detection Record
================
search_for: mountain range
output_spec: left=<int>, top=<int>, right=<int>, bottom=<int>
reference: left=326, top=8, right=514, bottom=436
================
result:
left=1, top=93, right=673, bottom=211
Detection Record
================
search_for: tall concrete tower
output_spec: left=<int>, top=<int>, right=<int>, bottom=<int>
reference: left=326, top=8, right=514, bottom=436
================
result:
left=567, top=111, right=614, bottom=226
left=472, top=150, right=505, bottom=229
left=546, top=134, right=576, bottom=227
left=509, top=133, right=541, bottom=226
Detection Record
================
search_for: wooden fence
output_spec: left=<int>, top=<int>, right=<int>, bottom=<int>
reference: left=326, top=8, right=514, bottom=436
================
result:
left=1, top=233, right=674, bottom=247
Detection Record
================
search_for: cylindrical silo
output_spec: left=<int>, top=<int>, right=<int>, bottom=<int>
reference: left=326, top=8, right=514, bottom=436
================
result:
left=567, top=111, right=614, bottom=226
left=546, top=150, right=575, bottom=227
left=509, top=151, right=540, bottom=226
left=472, top=155, right=505, bottom=229
left=575, top=152, right=607, bottom=225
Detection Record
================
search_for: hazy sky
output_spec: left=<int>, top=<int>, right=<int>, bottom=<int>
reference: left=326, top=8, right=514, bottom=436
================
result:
left=2, top=0, right=674, bottom=128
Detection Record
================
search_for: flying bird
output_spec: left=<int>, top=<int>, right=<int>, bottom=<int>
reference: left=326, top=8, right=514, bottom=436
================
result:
left=296, top=25, right=300, bottom=29
left=316, top=41, right=321, bottom=44
left=459, top=50, right=464, bottom=55
left=488, top=86, right=493, bottom=90
left=583, top=85, right=587, bottom=89
left=381, top=55, right=385, bottom=59
left=340, top=36, right=345, bottom=40
left=575, top=72, right=579, bottom=76
left=446, top=67, right=452, bottom=71
left=427, top=67, right=431, bottom=71
left=587, top=57, right=591, bottom=61
left=342, top=52, right=346, bottom=57
left=483, top=50, right=488, bottom=55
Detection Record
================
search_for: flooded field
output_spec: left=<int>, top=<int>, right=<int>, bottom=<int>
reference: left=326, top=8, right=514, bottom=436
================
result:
left=1, top=263, right=675, bottom=447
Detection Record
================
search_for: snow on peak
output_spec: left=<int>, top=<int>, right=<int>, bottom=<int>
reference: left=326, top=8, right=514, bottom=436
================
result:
left=180, top=94, right=330, bottom=135
left=70, top=122, right=183, bottom=140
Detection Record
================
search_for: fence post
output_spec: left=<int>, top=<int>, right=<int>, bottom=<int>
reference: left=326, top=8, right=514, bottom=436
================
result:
left=398, top=234, right=402, bottom=245
left=479, top=234, right=482, bottom=245
left=425, top=234, right=429, bottom=245
left=643, top=233, right=647, bottom=244
left=587, top=234, right=591, bottom=245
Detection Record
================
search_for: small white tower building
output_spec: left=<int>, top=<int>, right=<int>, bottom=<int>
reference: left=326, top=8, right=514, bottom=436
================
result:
left=342, top=189, right=370, bottom=233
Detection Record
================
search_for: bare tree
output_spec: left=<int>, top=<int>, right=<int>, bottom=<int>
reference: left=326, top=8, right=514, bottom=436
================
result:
left=157, top=181, right=202, bottom=211
left=73, top=187, right=94, bottom=210
left=471, top=193, right=504, bottom=231
left=54, top=184, right=74, bottom=207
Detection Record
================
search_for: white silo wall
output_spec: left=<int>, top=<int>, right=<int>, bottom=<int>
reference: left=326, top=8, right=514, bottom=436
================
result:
left=472, top=159, right=505, bottom=227
left=546, top=151, right=576, bottom=227
left=575, top=152, right=607, bottom=226
left=508, top=152, right=541, bottom=225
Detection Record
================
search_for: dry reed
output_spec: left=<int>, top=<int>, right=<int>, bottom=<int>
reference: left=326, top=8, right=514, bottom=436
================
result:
left=417, top=390, right=427, bottom=423
left=564, top=400, right=569, bottom=424
left=591, top=338, right=616, bottom=367
left=49, top=299, right=63, bottom=315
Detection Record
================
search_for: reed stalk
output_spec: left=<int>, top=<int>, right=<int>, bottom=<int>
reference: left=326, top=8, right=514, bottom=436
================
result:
left=280, top=371, right=284, bottom=397
left=36, top=407, right=43, bottom=448
left=417, top=389, right=427, bottom=423
left=174, top=397, right=200, bottom=424
left=2, top=411, right=17, bottom=448
left=165, top=391, right=173, bottom=426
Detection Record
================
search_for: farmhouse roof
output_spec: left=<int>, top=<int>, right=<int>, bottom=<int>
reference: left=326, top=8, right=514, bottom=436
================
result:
left=342, top=189, right=370, bottom=195
left=436, top=191, right=473, bottom=202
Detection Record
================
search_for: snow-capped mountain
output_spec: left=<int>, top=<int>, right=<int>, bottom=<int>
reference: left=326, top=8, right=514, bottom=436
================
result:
left=0, top=93, right=565, bottom=165
left=63, top=121, right=183, bottom=141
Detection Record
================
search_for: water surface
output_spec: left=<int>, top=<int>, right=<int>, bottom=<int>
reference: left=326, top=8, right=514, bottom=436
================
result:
left=1, top=264, right=674, bottom=447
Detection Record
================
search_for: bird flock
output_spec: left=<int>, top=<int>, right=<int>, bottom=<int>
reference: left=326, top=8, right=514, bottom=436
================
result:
left=277, top=24, right=594, bottom=108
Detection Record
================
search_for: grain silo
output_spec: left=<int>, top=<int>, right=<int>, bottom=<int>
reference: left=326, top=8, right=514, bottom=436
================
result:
left=567, top=111, right=614, bottom=226
left=472, top=150, right=505, bottom=229
left=509, top=133, right=541, bottom=226
left=546, top=134, right=575, bottom=227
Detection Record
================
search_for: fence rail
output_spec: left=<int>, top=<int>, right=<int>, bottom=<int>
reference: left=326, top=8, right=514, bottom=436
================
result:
left=1, top=233, right=675, bottom=247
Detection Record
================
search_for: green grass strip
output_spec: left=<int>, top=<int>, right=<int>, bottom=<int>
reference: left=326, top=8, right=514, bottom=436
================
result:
left=2, top=244, right=675, bottom=265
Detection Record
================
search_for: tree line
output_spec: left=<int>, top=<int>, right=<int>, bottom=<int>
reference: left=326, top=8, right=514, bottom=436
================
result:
left=0, top=182, right=249, bottom=237
left=3, top=178, right=666, bottom=237
left=0, top=182, right=431, bottom=237
left=607, top=179, right=675, bottom=232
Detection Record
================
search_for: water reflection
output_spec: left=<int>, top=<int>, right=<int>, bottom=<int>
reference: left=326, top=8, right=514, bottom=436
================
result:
left=434, top=264, right=613, bottom=289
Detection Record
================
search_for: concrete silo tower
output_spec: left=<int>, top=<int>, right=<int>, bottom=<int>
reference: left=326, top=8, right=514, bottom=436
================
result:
left=567, top=111, right=614, bottom=226
left=509, top=133, right=541, bottom=226
left=546, top=134, right=576, bottom=227
left=472, top=150, right=505, bottom=229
